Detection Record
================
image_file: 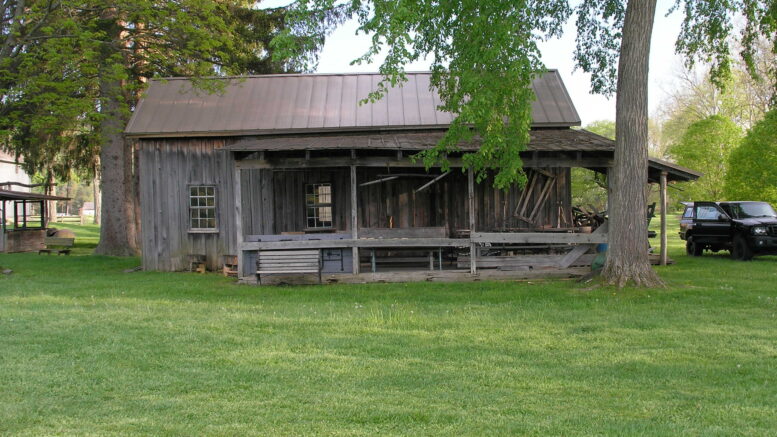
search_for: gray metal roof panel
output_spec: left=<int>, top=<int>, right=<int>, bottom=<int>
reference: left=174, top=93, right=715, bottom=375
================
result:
left=125, top=71, right=582, bottom=137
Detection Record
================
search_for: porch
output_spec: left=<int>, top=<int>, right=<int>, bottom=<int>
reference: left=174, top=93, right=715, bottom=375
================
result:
left=230, top=133, right=614, bottom=284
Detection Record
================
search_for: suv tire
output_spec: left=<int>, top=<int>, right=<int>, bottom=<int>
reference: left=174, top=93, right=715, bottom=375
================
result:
left=686, top=239, right=704, bottom=256
left=731, top=235, right=754, bottom=261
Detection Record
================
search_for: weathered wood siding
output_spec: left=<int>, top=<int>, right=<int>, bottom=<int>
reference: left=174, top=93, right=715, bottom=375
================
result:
left=138, top=139, right=237, bottom=271
left=240, top=167, right=571, bottom=236
left=138, top=137, right=572, bottom=272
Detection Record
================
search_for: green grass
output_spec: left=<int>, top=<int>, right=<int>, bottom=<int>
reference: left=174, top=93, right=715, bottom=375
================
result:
left=1, top=221, right=777, bottom=435
left=49, top=222, right=100, bottom=254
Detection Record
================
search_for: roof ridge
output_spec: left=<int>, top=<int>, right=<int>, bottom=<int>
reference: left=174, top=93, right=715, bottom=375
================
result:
left=151, top=69, right=560, bottom=81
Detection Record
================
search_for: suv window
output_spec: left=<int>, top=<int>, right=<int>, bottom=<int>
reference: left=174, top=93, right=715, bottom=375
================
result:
left=726, top=202, right=777, bottom=219
left=683, top=207, right=694, bottom=218
left=696, top=205, right=722, bottom=220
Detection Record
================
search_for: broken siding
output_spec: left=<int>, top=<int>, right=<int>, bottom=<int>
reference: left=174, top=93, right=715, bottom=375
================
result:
left=238, top=167, right=571, bottom=237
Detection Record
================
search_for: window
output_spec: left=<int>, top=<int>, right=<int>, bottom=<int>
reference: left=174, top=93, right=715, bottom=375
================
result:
left=683, top=207, right=694, bottom=219
left=306, top=183, right=333, bottom=229
left=189, top=186, right=217, bottom=230
left=696, top=205, right=722, bottom=220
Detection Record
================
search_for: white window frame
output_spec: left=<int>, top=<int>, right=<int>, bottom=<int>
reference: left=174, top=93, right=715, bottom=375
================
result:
left=305, top=183, right=333, bottom=230
left=188, top=185, right=218, bottom=233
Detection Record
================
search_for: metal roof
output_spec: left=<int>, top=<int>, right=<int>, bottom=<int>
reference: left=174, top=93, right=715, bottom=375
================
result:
left=224, top=128, right=614, bottom=153
left=125, top=71, right=581, bottom=138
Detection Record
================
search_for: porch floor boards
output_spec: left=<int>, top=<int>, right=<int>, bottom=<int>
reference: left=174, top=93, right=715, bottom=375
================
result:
left=239, top=267, right=590, bottom=286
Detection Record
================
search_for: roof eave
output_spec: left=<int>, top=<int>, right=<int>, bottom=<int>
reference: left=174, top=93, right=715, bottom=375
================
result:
left=125, top=123, right=581, bottom=139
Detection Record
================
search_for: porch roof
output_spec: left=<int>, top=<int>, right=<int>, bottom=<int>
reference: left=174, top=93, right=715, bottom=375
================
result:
left=224, top=128, right=615, bottom=153
left=647, top=157, right=703, bottom=183
left=226, top=129, right=702, bottom=183
left=125, top=71, right=580, bottom=138
left=0, top=189, right=70, bottom=202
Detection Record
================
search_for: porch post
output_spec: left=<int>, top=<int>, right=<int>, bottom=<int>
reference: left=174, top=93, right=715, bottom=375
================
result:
left=468, top=170, right=477, bottom=275
left=350, top=164, right=360, bottom=274
left=234, top=165, right=244, bottom=279
left=659, top=171, right=668, bottom=266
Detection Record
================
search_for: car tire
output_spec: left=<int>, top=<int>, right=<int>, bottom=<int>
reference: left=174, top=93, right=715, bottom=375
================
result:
left=686, top=239, right=704, bottom=256
left=731, top=235, right=754, bottom=261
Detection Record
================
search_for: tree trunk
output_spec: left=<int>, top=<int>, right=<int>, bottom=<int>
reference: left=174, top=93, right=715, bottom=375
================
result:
left=601, top=0, right=663, bottom=288
left=93, top=76, right=139, bottom=256
left=93, top=168, right=101, bottom=225
left=93, top=9, right=138, bottom=256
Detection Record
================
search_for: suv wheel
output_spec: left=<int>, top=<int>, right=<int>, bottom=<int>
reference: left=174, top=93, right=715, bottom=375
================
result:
left=686, top=239, right=704, bottom=256
left=731, top=235, right=754, bottom=261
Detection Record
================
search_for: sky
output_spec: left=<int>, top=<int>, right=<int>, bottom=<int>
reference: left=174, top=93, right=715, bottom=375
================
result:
left=262, top=0, right=687, bottom=126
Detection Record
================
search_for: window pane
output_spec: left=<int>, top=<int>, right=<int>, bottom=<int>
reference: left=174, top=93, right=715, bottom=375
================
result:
left=319, top=206, right=332, bottom=222
left=189, top=185, right=217, bottom=229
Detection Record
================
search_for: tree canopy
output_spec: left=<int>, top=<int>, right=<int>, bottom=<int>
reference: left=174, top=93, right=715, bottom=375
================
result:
left=1, top=1, right=317, bottom=179
left=725, top=109, right=777, bottom=204
left=670, top=115, right=743, bottom=201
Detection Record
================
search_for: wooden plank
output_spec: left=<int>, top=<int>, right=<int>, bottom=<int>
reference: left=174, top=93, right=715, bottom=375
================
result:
left=241, top=238, right=469, bottom=250
left=359, top=227, right=447, bottom=239
left=457, top=254, right=596, bottom=269
left=526, top=172, right=556, bottom=223
left=259, top=249, right=320, bottom=254
left=414, top=171, right=450, bottom=193
left=236, top=156, right=465, bottom=170
left=246, top=267, right=591, bottom=286
left=471, top=232, right=607, bottom=244
left=468, top=170, right=476, bottom=275
left=350, top=165, right=359, bottom=274
left=235, top=156, right=613, bottom=170
left=359, top=176, right=399, bottom=187
left=556, top=222, right=608, bottom=269
left=235, top=167, right=245, bottom=278
left=660, top=171, right=668, bottom=266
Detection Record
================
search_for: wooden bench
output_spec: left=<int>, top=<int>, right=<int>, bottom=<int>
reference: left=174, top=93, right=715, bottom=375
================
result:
left=38, top=237, right=75, bottom=255
left=256, top=249, right=322, bottom=284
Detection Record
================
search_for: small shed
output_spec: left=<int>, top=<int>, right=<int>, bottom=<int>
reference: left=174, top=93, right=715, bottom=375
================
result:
left=125, top=71, right=700, bottom=283
left=0, top=188, right=70, bottom=253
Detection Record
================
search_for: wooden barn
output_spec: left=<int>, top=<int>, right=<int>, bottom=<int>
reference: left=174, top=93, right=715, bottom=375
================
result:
left=125, top=71, right=700, bottom=284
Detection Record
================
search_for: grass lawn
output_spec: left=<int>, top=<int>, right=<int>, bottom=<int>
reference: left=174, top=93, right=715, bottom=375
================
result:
left=1, top=219, right=776, bottom=435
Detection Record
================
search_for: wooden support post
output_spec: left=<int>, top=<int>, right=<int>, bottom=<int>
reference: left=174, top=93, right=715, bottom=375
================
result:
left=40, top=200, right=46, bottom=228
left=350, top=164, right=360, bottom=274
left=659, top=171, right=668, bottom=266
left=234, top=166, right=244, bottom=279
left=468, top=170, right=477, bottom=275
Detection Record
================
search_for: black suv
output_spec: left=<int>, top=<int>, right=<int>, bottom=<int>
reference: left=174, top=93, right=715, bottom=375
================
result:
left=680, top=201, right=777, bottom=260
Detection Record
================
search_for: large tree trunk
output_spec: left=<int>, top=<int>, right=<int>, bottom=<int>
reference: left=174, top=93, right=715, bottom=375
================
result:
left=93, top=76, right=139, bottom=256
left=93, top=9, right=138, bottom=257
left=601, top=0, right=663, bottom=288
